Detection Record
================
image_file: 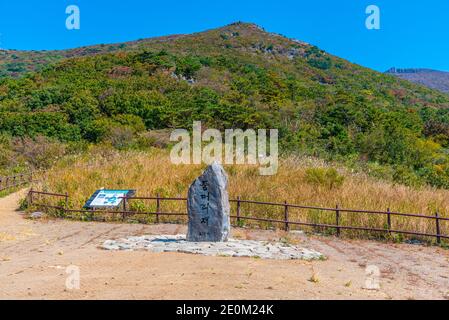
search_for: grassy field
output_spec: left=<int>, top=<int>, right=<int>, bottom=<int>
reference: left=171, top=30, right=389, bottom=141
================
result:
left=31, top=147, right=449, bottom=243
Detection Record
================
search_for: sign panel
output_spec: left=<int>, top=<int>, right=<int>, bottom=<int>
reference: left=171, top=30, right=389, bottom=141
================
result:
left=84, top=189, right=135, bottom=209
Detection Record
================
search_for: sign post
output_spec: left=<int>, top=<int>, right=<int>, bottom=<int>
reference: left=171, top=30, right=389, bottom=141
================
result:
left=83, top=189, right=135, bottom=210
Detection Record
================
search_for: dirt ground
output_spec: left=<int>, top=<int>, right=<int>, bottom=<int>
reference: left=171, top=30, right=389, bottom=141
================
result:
left=1, top=189, right=449, bottom=300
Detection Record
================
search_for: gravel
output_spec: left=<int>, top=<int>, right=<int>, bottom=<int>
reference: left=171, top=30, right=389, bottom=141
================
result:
left=102, top=235, right=324, bottom=260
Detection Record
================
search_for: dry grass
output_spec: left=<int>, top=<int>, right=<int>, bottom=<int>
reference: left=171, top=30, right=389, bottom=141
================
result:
left=32, top=147, right=449, bottom=243
left=0, top=232, right=16, bottom=242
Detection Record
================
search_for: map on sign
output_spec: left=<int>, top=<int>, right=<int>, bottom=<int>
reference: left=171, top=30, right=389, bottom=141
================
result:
left=84, top=189, right=135, bottom=209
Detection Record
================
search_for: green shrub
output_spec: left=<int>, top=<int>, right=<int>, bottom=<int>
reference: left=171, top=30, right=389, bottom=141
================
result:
left=129, top=200, right=147, bottom=213
left=392, top=166, right=423, bottom=188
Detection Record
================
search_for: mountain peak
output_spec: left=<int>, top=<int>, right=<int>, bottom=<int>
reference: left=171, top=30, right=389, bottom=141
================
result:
left=0, top=22, right=312, bottom=78
left=219, top=21, right=265, bottom=30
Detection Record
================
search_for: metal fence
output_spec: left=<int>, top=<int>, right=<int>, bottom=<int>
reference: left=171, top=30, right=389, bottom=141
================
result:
left=27, top=190, right=449, bottom=244
left=0, top=173, right=33, bottom=192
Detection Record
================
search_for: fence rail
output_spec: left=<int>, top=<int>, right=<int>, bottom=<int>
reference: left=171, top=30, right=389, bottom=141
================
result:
left=27, top=190, right=449, bottom=244
left=0, top=173, right=34, bottom=192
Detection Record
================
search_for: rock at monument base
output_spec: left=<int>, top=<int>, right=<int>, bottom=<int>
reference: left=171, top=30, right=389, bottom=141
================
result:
left=187, top=162, right=230, bottom=242
left=30, top=212, right=44, bottom=219
left=102, top=235, right=326, bottom=261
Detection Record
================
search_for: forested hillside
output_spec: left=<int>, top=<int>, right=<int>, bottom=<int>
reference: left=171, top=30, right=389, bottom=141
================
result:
left=0, top=34, right=185, bottom=78
left=1, top=22, right=449, bottom=188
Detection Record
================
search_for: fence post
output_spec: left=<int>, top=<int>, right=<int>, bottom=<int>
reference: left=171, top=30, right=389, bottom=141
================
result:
left=122, top=196, right=127, bottom=211
left=156, top=193, right=160, bottom=224
left=387, top=208, right=391, bottom=236
left=29, top=188, right=33, bottom=205
left=236, top=196, right=241, bottom=225
left=65, top=192, right=69, bottom=211
left=6, top=177, right=9, bottom=189
left=122, top=196, right=127, bottom=221
left=435, top=211, right=441, bottom=244
left=0, top=177, right=3, bottom=191
left=284, top=201, right=289, bottom=231
left=336, top=204, right=340, bottom=237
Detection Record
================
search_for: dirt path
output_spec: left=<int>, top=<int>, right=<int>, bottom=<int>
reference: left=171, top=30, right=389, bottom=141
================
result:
left=1, top=190, right=448, bottom=300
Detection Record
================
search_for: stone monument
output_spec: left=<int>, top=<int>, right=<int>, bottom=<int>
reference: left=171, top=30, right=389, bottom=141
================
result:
left=186, top=162, right=230, bottom=242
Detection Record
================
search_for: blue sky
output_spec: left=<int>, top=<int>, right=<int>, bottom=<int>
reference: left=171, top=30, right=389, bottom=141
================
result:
left=0, top=0, right=448, bottom=72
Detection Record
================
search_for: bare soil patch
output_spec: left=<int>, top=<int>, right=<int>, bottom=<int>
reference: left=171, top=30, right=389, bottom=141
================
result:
left=1, top=190, right=448, bottom=300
